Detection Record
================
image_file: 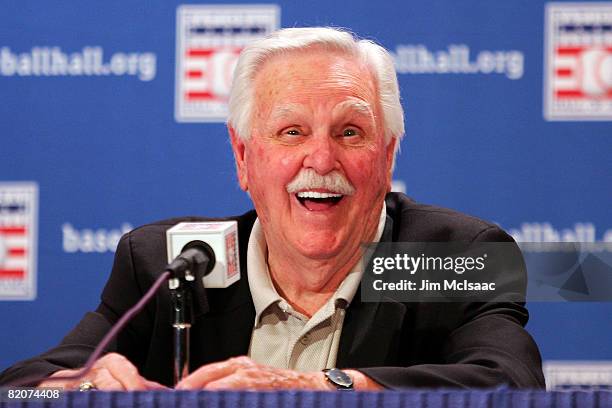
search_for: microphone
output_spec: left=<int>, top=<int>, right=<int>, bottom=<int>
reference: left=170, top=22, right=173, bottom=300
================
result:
left=166, top=221, right=240, bottom=288
left=166, top=221, right=240, bottom=383
left=165, top=240, right=216, bottom=281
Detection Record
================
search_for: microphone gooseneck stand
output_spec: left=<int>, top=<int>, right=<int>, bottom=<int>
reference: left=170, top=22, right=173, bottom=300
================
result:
left=169, top=271, right=195, bottom=385
left=165, top=243, right=215, bottom=386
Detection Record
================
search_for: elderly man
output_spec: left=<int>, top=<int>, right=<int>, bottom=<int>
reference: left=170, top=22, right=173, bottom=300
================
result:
left=0, top=27, right=544, bottom=390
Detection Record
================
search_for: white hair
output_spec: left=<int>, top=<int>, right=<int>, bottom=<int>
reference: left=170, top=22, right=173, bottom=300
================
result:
left=227, top=27, right=405, bottom=152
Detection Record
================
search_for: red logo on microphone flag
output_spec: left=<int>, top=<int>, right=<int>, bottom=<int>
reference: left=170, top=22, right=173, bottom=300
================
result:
left=0, top=182, right=38, bottom=300
left=225, top=231, right=238, bottom=278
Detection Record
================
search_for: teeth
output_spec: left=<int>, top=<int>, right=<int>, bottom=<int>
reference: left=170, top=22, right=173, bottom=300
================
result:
left=296, top=191, right=343, bottom=199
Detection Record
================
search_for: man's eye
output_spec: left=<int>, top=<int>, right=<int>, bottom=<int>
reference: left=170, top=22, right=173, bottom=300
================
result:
left=342, top=128, right=358, bottom=137
left=285, top=129, right=301, bottom=136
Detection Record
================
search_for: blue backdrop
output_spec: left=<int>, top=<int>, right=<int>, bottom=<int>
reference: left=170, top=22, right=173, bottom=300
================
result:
left=0, top=0, right=610, bottom=377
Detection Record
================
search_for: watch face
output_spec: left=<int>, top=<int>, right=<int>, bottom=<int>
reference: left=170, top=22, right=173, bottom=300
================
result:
left=325, top=369, right=353, bottom=389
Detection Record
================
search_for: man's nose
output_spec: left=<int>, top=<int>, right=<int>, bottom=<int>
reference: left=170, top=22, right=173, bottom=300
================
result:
left=302, top=134, right=339, bottom=175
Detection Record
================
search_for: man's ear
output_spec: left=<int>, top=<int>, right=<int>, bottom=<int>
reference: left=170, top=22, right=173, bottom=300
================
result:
left=229, top=126, right=248, bottom=191
left=385, top=137, right=398, bottom=193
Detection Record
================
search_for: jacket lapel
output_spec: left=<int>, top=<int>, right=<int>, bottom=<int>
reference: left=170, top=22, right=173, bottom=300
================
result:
left=336, top=289, right=407, bottom=368
left=337, top=210, right=408, bottom=368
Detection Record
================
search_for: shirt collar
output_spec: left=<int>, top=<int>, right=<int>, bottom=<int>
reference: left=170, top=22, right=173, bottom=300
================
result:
left=247, top=202, right=388, bottom=324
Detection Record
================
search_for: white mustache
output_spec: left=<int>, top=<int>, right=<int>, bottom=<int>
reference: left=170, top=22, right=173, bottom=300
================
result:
left=286, top=169, right=355, bottom=195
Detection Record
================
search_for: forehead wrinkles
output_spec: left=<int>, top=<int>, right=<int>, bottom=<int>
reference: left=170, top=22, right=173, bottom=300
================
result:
left=287, top=67, right=375, bottom=100
left=252, top=50, right=378, bottom=122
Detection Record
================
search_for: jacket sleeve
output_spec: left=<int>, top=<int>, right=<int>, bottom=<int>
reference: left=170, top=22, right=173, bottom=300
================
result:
left=358, top=227, right=545, bottom=389
left=0, top=232, right=149, bottom=386
left=359, top=304, right=545, bottom=388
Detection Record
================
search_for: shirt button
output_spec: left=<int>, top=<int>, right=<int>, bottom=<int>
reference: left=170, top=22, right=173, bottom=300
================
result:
left=299, top=335, right=310, bottom=345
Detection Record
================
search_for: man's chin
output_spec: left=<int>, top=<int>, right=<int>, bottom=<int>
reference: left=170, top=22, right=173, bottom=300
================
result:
left=296, top=248, right=340, bottom=261
left=293, top=234, right=349, bottom=260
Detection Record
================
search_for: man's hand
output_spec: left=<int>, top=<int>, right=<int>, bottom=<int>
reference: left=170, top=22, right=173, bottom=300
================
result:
left=175, top=356, right=327, bottom=390
left=175, top=356, right=382, bottom=391
left=37, top=353, right=166, bottom=391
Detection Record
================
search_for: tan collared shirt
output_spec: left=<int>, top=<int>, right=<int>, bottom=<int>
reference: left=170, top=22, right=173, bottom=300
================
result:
left=247, top=203, right=387, bottom=371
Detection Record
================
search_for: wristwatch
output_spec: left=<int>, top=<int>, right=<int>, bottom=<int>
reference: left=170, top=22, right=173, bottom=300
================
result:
left=323, top=368, right=354, bottom=390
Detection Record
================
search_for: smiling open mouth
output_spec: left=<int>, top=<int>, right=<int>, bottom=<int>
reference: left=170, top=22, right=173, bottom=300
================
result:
left=295, top=191, right=344, bottom=211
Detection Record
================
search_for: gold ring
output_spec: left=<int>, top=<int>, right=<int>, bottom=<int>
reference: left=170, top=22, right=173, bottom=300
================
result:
left=78, top=381, right=97, bottom=392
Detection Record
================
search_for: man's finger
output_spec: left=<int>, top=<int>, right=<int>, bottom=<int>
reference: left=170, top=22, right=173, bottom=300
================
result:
left=94, top=353, right=146, bottom=390
left=203, top=368, right=284, bottom=390
left=37, top=369, right=80, bottom=389
left=143, top=379, right=169, bottom=390
left=204, top=373, right=250, bottom=390
left=92, top=367, right=125, bottom=391
left=176, top=356, right=255, bottom=389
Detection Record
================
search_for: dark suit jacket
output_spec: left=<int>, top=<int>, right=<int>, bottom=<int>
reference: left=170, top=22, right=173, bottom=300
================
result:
left=0, top=193, right=545, bottom=389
